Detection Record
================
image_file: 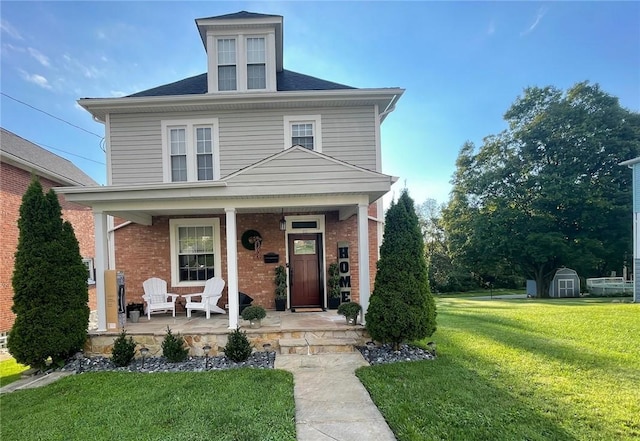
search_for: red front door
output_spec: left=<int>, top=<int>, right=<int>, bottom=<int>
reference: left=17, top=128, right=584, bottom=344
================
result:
left=288, top=234, right=322, bottom=308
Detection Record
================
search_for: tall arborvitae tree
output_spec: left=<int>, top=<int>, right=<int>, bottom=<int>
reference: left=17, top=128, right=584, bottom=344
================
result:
left=366, top=190, right=437, bottom=350
left=8, top=178, right=89, bottom=369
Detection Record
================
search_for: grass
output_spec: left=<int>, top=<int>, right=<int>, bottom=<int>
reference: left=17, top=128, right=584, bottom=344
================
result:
left=357, top=297, right=640, bottom=441
left=0, top=357, right=29, bottom=387
left=435, top=288, right=526, bottom=298
left=1, top=369, right=296, bottom=441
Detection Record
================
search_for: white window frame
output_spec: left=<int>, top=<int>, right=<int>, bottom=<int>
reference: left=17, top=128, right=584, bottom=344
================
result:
left=82, top=258, right=95, bottom=285
left=161, top=118, right=220, bottom=183
left=284, top=115, right=322, bottom=152
left=169, top=218, right=222, bottom=288
left=207, top=32, right=276, bottom=93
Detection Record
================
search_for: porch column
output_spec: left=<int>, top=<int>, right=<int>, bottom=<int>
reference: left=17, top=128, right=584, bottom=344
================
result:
left=225, top=208, right=239, bottom=329
left=94, top=211, right=109, bottom=332
left=357, top=203, right=370, bottom=324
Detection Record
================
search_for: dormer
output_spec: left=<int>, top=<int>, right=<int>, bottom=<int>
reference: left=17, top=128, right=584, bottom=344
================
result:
left=196, top=11, right=283, bottom=94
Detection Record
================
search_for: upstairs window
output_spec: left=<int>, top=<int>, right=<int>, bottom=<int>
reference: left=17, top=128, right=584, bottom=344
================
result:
left=246, top=37, right=266, bottom=90
left=291, top=123, right=314, bottom=149
left=162, top=119, right=220, bottom=183
left=217, top=38, right=237, bottom=91
left=284, top=115, right=322, bottom=152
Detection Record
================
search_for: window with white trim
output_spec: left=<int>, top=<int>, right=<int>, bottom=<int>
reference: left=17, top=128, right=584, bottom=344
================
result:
left=217, top=38, right=237, bottom=91
left=161, top=119, right=220, bottom=183
left=82, top=258, right=95, bottom=285
left=246, top=37, right=266, bottom=90
left=284, top=115, right=322, bottom=152
left=169, top=218, right=222, bottom=287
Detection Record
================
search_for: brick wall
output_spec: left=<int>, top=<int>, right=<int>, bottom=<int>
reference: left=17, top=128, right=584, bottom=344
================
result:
left=113, top=208, right=381, bottom=311
left=0, top=162, right=96, bottom=332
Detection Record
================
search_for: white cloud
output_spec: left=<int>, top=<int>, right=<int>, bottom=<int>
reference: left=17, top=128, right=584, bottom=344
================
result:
left=28, top=47, right=51, bottom=67
left=521, top=7, right=548, bottom=36
left=1, top=19, right=23, bottom=40
left=19, top=70, right=53, bottom=90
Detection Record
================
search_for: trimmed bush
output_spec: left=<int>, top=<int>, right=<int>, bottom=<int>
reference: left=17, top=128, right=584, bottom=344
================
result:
left=224, top=329, right=252, bottom=362
left=366, top=190, right=437, bottom=350
left=241, top=305, right=266, bottom=321
left=8, top=178, right=89, bottom=370
left=111, top=330, right=136, bottom=367
left=162, top=327, right=188, bottom=362
left=337, top=302, right=361, bottom=320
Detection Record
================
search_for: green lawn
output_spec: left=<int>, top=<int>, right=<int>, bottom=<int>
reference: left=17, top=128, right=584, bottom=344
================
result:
left=0, top=357, right=29, bottom=387
left=1, top=369, right=296, bottom=441
left=357, top=297, right=640, bottom=441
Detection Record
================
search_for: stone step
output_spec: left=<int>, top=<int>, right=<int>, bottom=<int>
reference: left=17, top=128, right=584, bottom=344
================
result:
left=279, top=337, right=357, bottom=355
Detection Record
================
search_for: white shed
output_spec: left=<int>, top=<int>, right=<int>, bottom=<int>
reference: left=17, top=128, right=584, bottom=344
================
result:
left=548, top=268, right=580, bottom=298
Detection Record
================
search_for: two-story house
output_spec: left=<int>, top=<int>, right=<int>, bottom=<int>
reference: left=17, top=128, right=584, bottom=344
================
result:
left=58, top=11, right=403, bottom=331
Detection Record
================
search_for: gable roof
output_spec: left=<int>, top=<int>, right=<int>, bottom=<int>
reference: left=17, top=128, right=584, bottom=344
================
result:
left=127, top=69, right=354, bottom=98
left=196, top=11, right=282, bottom=21
left=0, top=128, right=97, bottom=186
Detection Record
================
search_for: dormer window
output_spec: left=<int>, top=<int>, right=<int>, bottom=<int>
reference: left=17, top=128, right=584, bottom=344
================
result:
left=217, top=39, right=237, bottom=91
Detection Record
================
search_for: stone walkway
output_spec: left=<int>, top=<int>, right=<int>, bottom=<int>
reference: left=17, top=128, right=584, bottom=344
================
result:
left=276, top=353, right=396, bottom=441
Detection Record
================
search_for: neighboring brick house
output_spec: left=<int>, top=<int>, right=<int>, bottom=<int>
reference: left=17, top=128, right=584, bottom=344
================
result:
left=0, top=128, right=98, bottom=336
left=620, top=157, right=640, bottom=303
left=58, top=11, right=403, bottom=330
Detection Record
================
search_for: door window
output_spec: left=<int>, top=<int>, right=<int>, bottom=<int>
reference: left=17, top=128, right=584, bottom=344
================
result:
left=293, top=239, right=316, bottom=255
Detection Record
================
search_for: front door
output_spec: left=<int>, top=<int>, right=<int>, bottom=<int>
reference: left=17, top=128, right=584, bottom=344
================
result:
left=288, top=233, right=322, bottom=308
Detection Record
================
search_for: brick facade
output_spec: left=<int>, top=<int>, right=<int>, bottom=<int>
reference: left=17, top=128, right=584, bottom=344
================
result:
left=0, top=162, right=96, bottom=332
left=113, top=208, right=380, bottom=311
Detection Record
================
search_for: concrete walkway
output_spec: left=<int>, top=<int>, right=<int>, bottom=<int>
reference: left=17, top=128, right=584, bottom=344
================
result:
left=276, top=353, right=396, bottom=441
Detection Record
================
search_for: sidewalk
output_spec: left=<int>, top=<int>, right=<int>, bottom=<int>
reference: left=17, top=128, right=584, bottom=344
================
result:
left=276, top=353, right=396, bottom=441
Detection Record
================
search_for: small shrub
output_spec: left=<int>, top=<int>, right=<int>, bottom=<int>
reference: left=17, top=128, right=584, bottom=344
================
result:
left=111, top=330, right=136, bottom=367
left=162, top=326, right=188, bottom=362
left=241, top=305, right=266, bottom=321
left=337, top=302, right=361, bottom=319
left=224, top=329, right=252, bottom=362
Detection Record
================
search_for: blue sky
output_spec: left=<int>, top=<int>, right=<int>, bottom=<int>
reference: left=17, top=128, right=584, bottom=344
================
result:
left=1, top=1, right=639, bottom=205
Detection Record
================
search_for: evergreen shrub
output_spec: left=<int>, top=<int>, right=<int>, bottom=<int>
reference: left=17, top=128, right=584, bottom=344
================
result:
left=162, top=327, right=188, bottom=362
left=224, top=329, right=252, bottom=362
left=111, top=330, right=136, bottom=367
left=366, top=190, right=437, bottom=350
left=8, top=179, right=90, bottom=369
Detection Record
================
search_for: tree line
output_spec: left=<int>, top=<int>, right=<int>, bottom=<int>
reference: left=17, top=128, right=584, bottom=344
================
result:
left=420, top=82, right=640, bottom=297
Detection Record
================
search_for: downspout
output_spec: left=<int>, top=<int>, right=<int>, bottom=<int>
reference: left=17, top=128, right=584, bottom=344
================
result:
left=379, top=94, right=399, bottom=123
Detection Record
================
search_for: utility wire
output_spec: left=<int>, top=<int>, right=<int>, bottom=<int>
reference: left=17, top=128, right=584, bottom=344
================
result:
left=1, top=92, right=103, bottom=139
left=34, top=141, right=105, bottom=165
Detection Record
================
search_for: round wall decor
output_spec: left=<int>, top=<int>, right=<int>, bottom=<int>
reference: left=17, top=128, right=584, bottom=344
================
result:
left=241, top=230, right=262, bottom=250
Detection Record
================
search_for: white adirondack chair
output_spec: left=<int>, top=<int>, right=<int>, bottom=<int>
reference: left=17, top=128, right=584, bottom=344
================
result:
left=183, top=277, right=226, bottom=319
left=142, top=277, right=179, bottom=320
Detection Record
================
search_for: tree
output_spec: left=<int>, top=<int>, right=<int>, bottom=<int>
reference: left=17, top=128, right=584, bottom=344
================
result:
left=366, top=190, right=437, bottom=349
left=8, top=178, right=89, bottom=369
left=443, top=82, right=639, bottom=297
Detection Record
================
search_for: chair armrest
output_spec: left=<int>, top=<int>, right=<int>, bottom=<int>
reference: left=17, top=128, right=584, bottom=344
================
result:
left=167, top=294, right=179, bottom=302
left=182, top=293, right=203, bottom=302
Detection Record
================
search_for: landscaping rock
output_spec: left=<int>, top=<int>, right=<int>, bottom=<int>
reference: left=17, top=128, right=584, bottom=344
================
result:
left=357, top=342, right=435, bottom=365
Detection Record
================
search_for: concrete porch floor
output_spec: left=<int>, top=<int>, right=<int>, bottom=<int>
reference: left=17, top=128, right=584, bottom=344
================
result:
left=85, top=310, right=369, bottom=357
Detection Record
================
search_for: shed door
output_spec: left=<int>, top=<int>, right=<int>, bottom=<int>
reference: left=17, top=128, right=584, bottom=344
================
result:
left=558, top=279, right=574, bottom=297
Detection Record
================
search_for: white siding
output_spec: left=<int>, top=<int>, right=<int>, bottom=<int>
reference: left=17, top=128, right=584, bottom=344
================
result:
left=108, top=106, right=377, bottom=185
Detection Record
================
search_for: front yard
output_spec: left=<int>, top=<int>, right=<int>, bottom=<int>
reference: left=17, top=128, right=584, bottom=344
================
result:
left=357, top=297, right=640, bottom=441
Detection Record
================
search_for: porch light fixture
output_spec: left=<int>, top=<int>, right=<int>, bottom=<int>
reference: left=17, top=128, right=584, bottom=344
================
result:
left=202, top=344, right=212, bottom=369
left=140, top=347, right=149, bottom=369
left=279, top=210, right=286, bottom=231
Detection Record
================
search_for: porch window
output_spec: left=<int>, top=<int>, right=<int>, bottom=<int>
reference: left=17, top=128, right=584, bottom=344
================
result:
left=162, top=119, right=220, bottom=183
left=170, top=218, right=221, bottom=287
left=284, top=115, right=322, bottom=152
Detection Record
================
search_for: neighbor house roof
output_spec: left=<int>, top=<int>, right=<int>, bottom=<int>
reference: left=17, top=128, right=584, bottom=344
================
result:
left=127, top=69, right=355, bottom=98
left=0, top=128, right=97, bottom=186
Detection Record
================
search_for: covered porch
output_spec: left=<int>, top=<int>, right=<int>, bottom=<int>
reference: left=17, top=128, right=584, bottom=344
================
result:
left=84, top=310, right=370, bottom=357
